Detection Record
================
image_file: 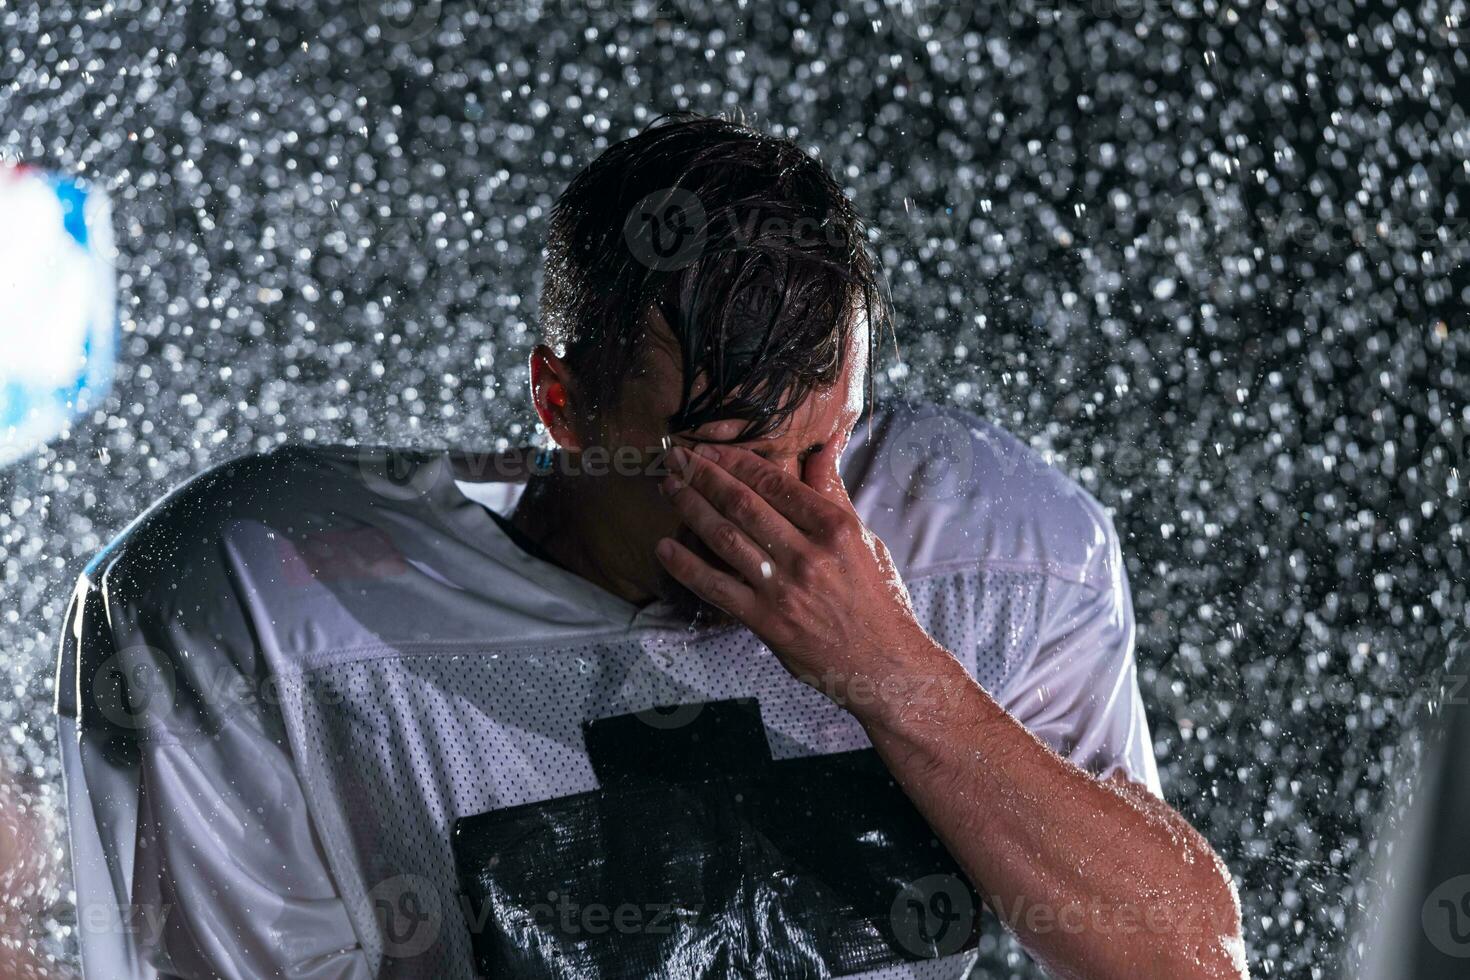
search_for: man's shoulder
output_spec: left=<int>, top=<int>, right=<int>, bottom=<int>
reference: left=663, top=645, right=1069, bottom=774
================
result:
left=84, top=443, right=441, bottom=602
left=844, top=401, right=1122, bottom=590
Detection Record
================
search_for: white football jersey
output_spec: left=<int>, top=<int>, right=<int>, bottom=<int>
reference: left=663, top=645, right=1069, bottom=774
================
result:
left=56, top=402, right=1160, bottom=979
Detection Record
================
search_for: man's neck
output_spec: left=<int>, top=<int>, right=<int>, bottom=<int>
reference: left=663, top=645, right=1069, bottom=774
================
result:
left=508, top=467, right=660, bottom=607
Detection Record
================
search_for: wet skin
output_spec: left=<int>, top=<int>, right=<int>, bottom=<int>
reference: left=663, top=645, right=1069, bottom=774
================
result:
left=511, top=315, right=1247, bottom=979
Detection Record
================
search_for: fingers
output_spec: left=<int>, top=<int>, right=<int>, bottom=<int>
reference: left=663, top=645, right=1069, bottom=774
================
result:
left=661, top=464, right=776, bottom=584
left=654, top=537, right=757, bottom=619
left=666, top=445, right=809, bottom=562
left=685, top=443, right=843, bottom=535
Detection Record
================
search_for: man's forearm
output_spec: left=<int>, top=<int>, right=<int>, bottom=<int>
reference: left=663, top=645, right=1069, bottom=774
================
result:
left=651, top=442, right=1245, bottom=976
left=850, top=636, right=1246, bottom=980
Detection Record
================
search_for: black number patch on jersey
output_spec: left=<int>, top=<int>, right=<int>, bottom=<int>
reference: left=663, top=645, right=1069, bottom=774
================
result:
left=452, top=698, right=982, bottom=978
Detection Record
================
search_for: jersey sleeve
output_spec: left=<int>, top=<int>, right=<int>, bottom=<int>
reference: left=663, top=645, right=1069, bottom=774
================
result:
left=994, top=508, right=1163, bottom=796
left=56, top=550, right=374, bottom=980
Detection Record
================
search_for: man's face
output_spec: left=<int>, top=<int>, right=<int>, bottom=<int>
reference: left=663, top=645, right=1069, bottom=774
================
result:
left=578, top=313, right=868, bottom=626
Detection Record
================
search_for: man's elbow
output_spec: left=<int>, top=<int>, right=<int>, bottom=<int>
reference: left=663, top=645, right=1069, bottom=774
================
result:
left=1167, top=845, right=1248, bottom=980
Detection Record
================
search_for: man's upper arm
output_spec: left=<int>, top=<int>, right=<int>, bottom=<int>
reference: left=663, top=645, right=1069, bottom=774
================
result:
left=995, top=509, right=1163, bottom=796
left=57, top=536, right=372, bottom=980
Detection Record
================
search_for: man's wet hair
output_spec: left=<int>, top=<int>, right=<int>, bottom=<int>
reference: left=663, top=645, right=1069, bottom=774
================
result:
left=540, top=112, right=889, bottom=442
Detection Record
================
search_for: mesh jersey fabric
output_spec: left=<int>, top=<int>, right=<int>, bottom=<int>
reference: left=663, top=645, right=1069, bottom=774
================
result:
left=55, top=401, right=1162, bottom=980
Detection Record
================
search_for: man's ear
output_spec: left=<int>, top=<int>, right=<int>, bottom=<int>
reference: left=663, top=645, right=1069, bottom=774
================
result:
left=529, top=345, right=585, bottom=451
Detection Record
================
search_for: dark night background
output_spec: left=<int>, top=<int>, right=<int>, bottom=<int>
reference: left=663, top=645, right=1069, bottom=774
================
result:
left=2, top=0, right=1467, bottom=975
